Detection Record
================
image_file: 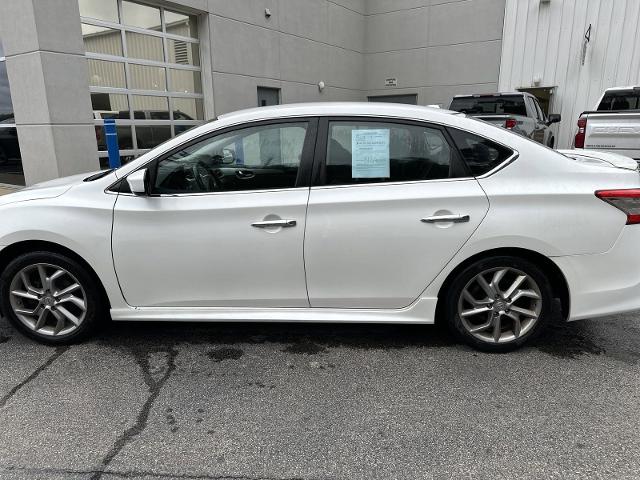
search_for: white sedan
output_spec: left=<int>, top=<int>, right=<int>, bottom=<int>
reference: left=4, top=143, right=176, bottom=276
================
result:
left=1, top=103, right=639, bottom=352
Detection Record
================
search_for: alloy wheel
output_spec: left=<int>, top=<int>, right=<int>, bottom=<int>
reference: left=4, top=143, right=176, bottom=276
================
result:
left=9, top=263, right=87, bottom=337
left=457, top=267, right=542, bottom=344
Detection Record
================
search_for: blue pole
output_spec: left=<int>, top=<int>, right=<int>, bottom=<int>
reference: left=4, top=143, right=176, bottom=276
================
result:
left=104, top=119, right=121, bottom=169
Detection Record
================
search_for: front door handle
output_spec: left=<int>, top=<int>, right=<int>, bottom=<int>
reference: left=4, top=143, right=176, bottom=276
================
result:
left=251, top=219, right=297, bottom=228
left=421, top=214, right=470, bottom=224
left=236, top=169, right=255, bottom=179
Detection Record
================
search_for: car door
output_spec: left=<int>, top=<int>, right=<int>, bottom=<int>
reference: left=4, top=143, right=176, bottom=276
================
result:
left=303, top=118, right=490, bottom=309
left=112, top=118, right=317, bottom=308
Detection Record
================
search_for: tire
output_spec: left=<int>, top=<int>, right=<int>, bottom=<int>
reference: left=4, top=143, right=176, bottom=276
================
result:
left=443, top=255, right=553, bottom=352
left=0, top=251, right=106, bottom=344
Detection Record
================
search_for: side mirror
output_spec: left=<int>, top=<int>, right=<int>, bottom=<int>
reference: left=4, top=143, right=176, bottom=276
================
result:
left=127, top=168, right=148, bottom=195
left=547, top=113, right=561, bottom=125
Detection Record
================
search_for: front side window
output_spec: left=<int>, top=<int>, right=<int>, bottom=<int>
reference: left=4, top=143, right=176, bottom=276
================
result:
left=324, top=121, right=459, bottom=185
left=152, top=122, right=309, bottom=194
left=448, top=128, right=514, bottom=176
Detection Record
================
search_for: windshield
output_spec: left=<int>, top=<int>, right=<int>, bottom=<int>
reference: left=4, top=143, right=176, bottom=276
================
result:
left=450, top=95, right=527, bottom=116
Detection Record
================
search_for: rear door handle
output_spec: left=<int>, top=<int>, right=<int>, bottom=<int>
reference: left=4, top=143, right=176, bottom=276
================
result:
left=251, top=219, right=297, bottom=228
left=421, top=214, right=470, bottom=224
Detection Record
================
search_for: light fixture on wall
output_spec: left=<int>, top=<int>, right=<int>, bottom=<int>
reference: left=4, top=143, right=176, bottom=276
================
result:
left=318, top=81, right=325, bottom=92
left=265, top=8, right=272, bottom=18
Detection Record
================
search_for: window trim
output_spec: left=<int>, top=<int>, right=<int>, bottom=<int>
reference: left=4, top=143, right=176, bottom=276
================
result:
left=311, top=116, right=471, bottom=188
left=115, top=117, right=319, bottom=197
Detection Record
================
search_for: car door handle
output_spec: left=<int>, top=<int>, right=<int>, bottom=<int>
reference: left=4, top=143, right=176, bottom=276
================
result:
left=236, top=169, right=255, bottom=179
left=421, top=214, right=470, bottom=223
left=251, top=219, right=297, bottom=228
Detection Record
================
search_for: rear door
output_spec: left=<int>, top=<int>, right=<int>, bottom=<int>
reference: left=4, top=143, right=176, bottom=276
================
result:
left=303, top=118, right=490, bottom=309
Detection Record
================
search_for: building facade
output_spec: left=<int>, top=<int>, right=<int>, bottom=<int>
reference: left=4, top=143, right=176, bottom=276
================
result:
left=499, top=0, right=640, bottom=149
left=1, top=0, right=639, bottom=187
left=0, top=0, right=506, bottom=186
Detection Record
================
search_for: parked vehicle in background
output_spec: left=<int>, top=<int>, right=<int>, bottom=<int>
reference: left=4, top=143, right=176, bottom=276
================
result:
left=574, top=86, right=640, bottom=161
left=449, top=93, right=561, bottom=147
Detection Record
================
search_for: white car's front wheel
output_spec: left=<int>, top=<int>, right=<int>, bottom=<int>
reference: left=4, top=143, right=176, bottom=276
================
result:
left=0, top=251, right=105, bottom=344
left=445, top=256, right=553, bottom=352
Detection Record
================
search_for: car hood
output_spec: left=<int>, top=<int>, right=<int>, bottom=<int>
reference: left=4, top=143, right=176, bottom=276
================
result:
left=0, top=171, right=97, bottom=207
left=559, top=149, right=639, bottom=171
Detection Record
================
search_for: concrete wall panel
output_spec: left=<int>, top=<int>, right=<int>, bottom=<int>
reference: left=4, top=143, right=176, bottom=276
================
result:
left=328, top=2, right=365, bottom=52
left=366, top=0, right=426, bottom=15
left=364, top=50, right=428, bottom=91
left=429, top=0, right=505, bottom=47
left=365, top=7, right=429, bottom=53
left=211, top=16, right=280, bottom=78
left=426, top=40, right=502, bottom=86
left=208, top=0, right=279, bottom=29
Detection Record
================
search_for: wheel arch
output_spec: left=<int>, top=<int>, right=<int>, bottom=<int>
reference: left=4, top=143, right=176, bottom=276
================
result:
left=0, top=240, right=111, bottom=312
left=435, top=247, right=569, bottom=323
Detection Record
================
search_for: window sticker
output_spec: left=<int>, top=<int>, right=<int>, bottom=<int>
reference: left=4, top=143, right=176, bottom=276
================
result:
left=351, top=129, right=390, bottom=178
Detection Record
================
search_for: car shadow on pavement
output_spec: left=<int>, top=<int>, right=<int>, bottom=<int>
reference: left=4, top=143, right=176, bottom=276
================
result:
left=2, top=313, right=640, bottom=362
left=89, top=314, right=639, bottom=363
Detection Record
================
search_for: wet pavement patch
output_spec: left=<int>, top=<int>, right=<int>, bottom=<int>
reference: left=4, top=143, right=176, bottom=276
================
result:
left=207, top=347, right=244, bottom=362
left=534, top=324, right=606, bottom=359
left=281, top=340, right=326, bottom=355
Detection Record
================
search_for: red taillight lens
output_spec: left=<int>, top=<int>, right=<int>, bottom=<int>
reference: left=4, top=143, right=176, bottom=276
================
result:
left=505, top=118, right=517, bottom=129
left=596, top=189, right=640, bottom=224
left=575, top=117, right=587, bottom=148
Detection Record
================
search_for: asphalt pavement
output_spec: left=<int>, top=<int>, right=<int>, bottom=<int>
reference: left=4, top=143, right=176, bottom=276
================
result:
left=0, top=312, right=639, bottom=480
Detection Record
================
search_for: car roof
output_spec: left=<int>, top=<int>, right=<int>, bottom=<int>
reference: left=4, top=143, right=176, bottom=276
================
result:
left=602, top=86, right=640, bottom=93
left=215, top=102, right=458, bottom=126
left=452, top=92, right=530, bottom=98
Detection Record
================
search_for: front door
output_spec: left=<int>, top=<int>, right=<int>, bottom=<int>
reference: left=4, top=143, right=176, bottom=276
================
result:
left=112, top=119, right=316, bottom=308
left=304, top=118, right=490, bottom=309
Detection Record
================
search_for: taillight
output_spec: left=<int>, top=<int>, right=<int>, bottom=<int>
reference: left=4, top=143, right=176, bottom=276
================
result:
left=595, top=189, right=640, bottom=224
left=505, top=118, right=517, bottom=129
left=575, top=117, right=587, bottom=148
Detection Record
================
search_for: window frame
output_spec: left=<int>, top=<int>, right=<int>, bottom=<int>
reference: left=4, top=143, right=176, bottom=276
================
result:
left=120, top=117, right=319, bottom=197
left=80, top=0, right=204, bottom=164
left=311, top=116, right=472, bottom=188
left=0, top=41, right=25, bottom=185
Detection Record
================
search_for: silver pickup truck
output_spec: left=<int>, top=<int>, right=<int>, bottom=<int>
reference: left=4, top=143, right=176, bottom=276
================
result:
left=449, top=92, right=561, bottom=147
left=574, top=86, right=640, bottom=161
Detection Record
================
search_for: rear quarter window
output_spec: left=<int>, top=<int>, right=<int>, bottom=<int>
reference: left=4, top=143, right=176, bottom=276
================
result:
left=448, top=128, right=514, bottom=176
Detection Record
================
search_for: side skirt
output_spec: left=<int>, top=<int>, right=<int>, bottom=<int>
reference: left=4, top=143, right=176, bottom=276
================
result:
left=110, top=297, right=438, bottom=324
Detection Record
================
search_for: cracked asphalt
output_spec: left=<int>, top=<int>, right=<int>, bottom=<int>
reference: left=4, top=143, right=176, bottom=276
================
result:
left=0, top=313, right=639, bottom=480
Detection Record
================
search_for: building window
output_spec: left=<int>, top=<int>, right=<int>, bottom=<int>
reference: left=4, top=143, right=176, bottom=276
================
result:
left=0, top=39, right=24, bottom=186
left=79, top=0, right=204, bottom=167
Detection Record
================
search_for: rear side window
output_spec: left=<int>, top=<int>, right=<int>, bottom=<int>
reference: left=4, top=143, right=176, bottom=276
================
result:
left=449, top=95, right=527, bottom=116
left=597, top=91, right=640, bottom=111
left=323, top=121, right=463, bottom=185
left=448, top=128, right=514, bottom=176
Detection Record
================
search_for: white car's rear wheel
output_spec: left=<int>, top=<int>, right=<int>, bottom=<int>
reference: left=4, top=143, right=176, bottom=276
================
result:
left=445, top=256, right=553, bottom=352
left=1, top=251, right=105, bottom=344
